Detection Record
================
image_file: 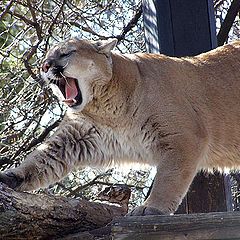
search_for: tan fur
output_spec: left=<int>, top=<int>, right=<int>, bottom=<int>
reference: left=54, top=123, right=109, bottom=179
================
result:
left=2, top=39, right=240, bottom=215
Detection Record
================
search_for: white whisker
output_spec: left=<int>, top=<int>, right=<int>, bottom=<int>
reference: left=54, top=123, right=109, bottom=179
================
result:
left=60, top=72, right=72, bottom=89
left=60, top=72, right=67, bottom=79
left=64, top=69, right=71, bottom=74
left=62, top=61, right=69, bottom=69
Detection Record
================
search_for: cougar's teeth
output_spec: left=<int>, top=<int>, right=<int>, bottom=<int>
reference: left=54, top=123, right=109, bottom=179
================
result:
left=62, top=98, right=77, bottom=106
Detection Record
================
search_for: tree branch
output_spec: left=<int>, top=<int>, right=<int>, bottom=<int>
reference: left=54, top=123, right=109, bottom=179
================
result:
left=217, top=0, right=240, bottom=46
left=0, top=183, right=125, bottom=239
left=0, top=0, right=14, bottom=22
left=116, top=4, right=142, bottom=42
left=24, top=118, right=62, bottom=152
left=214, top=0, right=225, bottom=9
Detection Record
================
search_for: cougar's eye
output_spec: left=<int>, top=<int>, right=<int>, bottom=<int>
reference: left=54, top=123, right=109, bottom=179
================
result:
left=59, top=50, right=76, bottom=58
left=59, top=52, right=70, bottom=58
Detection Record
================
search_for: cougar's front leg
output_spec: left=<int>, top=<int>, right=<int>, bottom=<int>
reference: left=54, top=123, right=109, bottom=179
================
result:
left=0, top=120, right=105, bottom=191
left=129, top=137, right=205, bottom=216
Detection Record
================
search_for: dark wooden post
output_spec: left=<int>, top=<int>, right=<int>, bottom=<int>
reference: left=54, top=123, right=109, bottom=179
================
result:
left=142, top=0, right=233, bottom=213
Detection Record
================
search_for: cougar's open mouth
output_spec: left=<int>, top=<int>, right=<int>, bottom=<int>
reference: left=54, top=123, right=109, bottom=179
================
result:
left=51, top=77, right=83, bottom=107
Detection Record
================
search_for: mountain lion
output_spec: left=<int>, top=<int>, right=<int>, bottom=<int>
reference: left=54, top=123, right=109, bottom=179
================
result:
left=1, top=38, right=240, bottom=215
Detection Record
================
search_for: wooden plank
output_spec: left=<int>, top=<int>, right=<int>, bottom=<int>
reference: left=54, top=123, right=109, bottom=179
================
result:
left=168, top=0, right=217, bottom=56
left=186, top=172, right=230, bottom=213
left=142, top=0, right=163, bottom=53
left=143, top=0, right=217, bottom=56
left=112, top=212, right=240, bottom=240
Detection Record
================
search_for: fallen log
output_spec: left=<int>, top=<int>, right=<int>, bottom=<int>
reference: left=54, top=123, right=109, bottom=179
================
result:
left=0, top=183, right=125, bottom=239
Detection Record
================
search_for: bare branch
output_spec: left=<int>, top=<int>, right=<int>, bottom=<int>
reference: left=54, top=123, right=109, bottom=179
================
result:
left=25, top=118, right=62, bottom=152
left=0, top=0, right=14, bottom=22
left=214, top=0, right=225, bottom=9
left=116, top=4, right=142, bottom=42
left=217, top=0, right=240, bottom=46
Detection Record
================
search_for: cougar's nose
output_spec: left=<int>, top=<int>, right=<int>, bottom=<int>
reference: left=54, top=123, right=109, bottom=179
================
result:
left=42, top=60, right=51, bottom=73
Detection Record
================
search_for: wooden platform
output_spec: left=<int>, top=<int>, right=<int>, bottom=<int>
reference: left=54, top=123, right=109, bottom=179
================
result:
left=111, top=212, right=240, bottom=240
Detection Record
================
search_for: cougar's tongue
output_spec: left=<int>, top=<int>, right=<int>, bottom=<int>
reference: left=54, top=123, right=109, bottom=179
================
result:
left=63, top=78, right=78, bottom=105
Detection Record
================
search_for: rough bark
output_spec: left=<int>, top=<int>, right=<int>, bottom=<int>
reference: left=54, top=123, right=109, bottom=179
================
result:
left=0, top=183, right=125, bottom=240
left=111, top=212, right=240, bottom=240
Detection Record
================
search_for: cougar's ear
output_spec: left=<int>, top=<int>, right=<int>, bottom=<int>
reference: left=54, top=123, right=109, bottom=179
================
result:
left=94, top=38, right=118, bottom=56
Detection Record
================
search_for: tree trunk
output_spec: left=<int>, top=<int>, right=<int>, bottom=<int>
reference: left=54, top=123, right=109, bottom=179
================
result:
left=0, top=183, right=125, bottom=239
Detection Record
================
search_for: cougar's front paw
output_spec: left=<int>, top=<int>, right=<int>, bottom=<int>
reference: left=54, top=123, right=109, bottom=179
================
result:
left=126, top=205, right=165, bottom=216
left=0, top=171, right=23, bottom=189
